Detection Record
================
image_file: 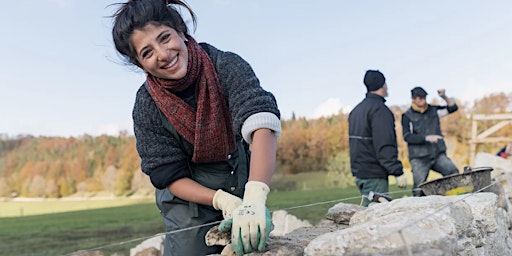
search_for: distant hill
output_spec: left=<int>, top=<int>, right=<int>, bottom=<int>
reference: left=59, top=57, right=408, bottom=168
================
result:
left=0, top=134, right=152, bottom=198
left=1, top=92, right=511, bottom=198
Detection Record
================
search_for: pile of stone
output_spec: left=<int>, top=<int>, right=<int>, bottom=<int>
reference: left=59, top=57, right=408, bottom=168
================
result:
left=127, top=152, right=512, bottom=256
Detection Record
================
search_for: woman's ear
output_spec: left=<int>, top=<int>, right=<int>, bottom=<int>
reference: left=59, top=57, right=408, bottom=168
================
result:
left=179, top=32, right=188, bottom=42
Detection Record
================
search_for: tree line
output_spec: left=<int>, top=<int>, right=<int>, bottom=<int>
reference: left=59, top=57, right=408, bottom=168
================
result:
left=0, top=92, right=511, bottom=198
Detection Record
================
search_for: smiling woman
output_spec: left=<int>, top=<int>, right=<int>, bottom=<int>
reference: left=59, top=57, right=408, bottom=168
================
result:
left=110, top=0, right=281, bottom=255
left=131, top=24, right=189, bottom=80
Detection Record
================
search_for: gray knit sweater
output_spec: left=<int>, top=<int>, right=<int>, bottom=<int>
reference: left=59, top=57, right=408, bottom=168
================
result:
left=133, top=43, right=281, bottom=189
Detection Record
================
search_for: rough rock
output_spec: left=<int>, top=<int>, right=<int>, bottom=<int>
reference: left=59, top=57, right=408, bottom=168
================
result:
left=130, top=235, right=164, bottom=256
left=325, top=202, right=366, bottom=224
left=270, top=210, right=312, bottom=236
left=133, top=247, right=161, bottom=256
left=305, top=193, right=512, bottom=256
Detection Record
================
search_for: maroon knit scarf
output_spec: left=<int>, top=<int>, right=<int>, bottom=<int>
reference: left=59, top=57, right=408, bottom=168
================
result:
left=146, top=36, right=236, bottom=163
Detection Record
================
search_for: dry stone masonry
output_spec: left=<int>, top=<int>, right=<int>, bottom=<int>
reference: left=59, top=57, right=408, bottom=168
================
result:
left=125, top=152, right=512, bottom=255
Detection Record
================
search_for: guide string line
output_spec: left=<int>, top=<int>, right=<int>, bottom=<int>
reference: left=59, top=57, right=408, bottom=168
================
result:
left=62, top=180, right=499, bottom=256
left=61, top=192, right=365, bottom=255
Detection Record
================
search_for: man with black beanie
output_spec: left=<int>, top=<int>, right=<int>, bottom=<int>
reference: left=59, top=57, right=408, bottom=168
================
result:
left=402, top=86, right=459, bottom=196
left=348, top=70, right=407, bottom=206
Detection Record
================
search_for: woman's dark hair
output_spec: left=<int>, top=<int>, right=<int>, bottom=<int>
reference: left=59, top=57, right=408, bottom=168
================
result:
left=111, top=0, right=197, bottom=67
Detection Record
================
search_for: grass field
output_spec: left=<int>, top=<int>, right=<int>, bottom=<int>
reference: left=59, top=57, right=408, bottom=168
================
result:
left=0, top=175, right=413, bottom=256
left=0, top=197, right=154, bottom=218
left=0, top=201, right=164, bottom=256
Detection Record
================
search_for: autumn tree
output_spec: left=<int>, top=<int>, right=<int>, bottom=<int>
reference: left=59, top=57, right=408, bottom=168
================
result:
left=1, top=91, right=511, bottom=197
left=0, top=177, right=9, bottom=197
left=324, top=151, right=353, bottom=188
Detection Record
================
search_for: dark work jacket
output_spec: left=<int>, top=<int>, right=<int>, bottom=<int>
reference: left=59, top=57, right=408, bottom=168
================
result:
left=401, top=104, right=458, bottom=159
left=348, top=93, right=403, bottom=179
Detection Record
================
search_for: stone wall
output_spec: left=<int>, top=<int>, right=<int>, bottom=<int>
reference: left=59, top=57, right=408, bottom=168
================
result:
left=127, top=153, right=512, bottom=256
left=306, top=193, right=511, bottom=255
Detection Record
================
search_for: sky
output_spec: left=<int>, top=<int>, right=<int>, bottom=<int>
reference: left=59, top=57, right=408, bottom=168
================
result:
left=1, top=0, right=511, bottom=137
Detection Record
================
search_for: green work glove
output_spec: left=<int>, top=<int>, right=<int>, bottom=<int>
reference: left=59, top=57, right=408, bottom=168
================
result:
left=395, top=174, right=407, bottom=189
left=212, top=189, right=242, bottom=219
left=219, top=208, right=273, bottom=255
left=230, top=181, right=272, bottom=255
left=218, top=217, right=233, bottom=232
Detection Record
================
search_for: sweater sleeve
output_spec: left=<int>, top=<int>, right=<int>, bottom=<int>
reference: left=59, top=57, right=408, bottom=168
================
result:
left=202, top=44, right=281, bottom=141
left=132, top=85, right=191, bottom=189
left=241, top=112, right=281, bottom=143
left=371, top=106, right=403, bottom=177
left=447, top=103, right=458, bottom=113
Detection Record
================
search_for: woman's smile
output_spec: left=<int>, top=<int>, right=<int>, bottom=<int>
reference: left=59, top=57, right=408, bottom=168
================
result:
left=162, top=54, right=179, bottom=70
left=131, top=23, right=189, bottom=80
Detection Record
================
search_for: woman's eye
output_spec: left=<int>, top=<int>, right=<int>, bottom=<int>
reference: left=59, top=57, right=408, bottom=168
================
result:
left=161, top=33, right=170, bottom=42
left=141, top=50, right=152, bottom=59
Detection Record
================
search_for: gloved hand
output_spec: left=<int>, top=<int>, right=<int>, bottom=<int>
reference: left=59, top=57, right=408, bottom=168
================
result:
left=425, top=135, right=443, bottom=143
left=213, top=189, right=243, bottom=219
left=226, top=181, right=272, bottom=255
left=437, top=89, right=446, bottom=98
left=395, top=174, right=407, bottom=189
left=219, top=207, right=273, bottom=255
left=499, top=152, right=508, bottom=159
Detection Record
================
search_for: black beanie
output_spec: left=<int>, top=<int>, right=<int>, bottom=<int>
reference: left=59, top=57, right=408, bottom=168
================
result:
left=411, top=87, right=428, bottom=97
left=364, top=70, right=386, bottom=92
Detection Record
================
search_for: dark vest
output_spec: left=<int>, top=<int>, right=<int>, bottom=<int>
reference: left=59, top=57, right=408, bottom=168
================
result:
left=404, top=107, right=447, bottom=159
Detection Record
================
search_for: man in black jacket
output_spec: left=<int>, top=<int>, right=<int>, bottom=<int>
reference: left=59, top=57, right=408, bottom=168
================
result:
left=349, top=70, right=406, bottom=206
left=402, top=87, right=459, bottom=196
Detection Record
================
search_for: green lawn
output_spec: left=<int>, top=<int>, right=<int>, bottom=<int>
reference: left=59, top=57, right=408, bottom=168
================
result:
left=0, top=202, right=164, bottom=256
left=0, top=198, right=154, bottom=218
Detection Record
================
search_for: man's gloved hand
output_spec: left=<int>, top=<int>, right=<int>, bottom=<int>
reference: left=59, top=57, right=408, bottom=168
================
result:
left=425, top=135, right=443, bottom=143
left=395, top=174, right=407, bottom=189
left=227, top=181, right=272, bottom=255
left=499, top=152, right=508, bottom=159
left=437, top=89, right=446, bottom=98
left=213, top=189, right=243, bottom=219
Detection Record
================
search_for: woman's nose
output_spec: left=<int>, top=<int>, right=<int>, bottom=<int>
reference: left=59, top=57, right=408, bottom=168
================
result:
left=156, top=47, right=169, bottom=61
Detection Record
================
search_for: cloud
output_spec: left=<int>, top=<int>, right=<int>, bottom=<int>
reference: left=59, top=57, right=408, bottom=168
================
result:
left=311, top=98, right=352, bottom=118
left=93, top=122, right=133, bottom=137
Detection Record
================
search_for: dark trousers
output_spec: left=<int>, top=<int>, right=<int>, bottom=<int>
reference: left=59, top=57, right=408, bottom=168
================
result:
left=156, top=188, right=223, bottom=256
left=411, top=153, right=459, bottom=196
left=355, top=177, right=389, bottom=207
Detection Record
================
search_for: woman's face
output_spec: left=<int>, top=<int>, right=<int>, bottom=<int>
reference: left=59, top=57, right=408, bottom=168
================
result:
left=131, top=23, right=188, bottom=80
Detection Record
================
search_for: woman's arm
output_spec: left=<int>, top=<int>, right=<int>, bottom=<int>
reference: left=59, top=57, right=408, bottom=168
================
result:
left=247, top=128, right=278, bottom=185
left=167, top=178, right=216, bottom=205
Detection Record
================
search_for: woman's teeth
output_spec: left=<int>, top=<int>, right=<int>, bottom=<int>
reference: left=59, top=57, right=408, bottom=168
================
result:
left=164, top=56, right=178, bottom=68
